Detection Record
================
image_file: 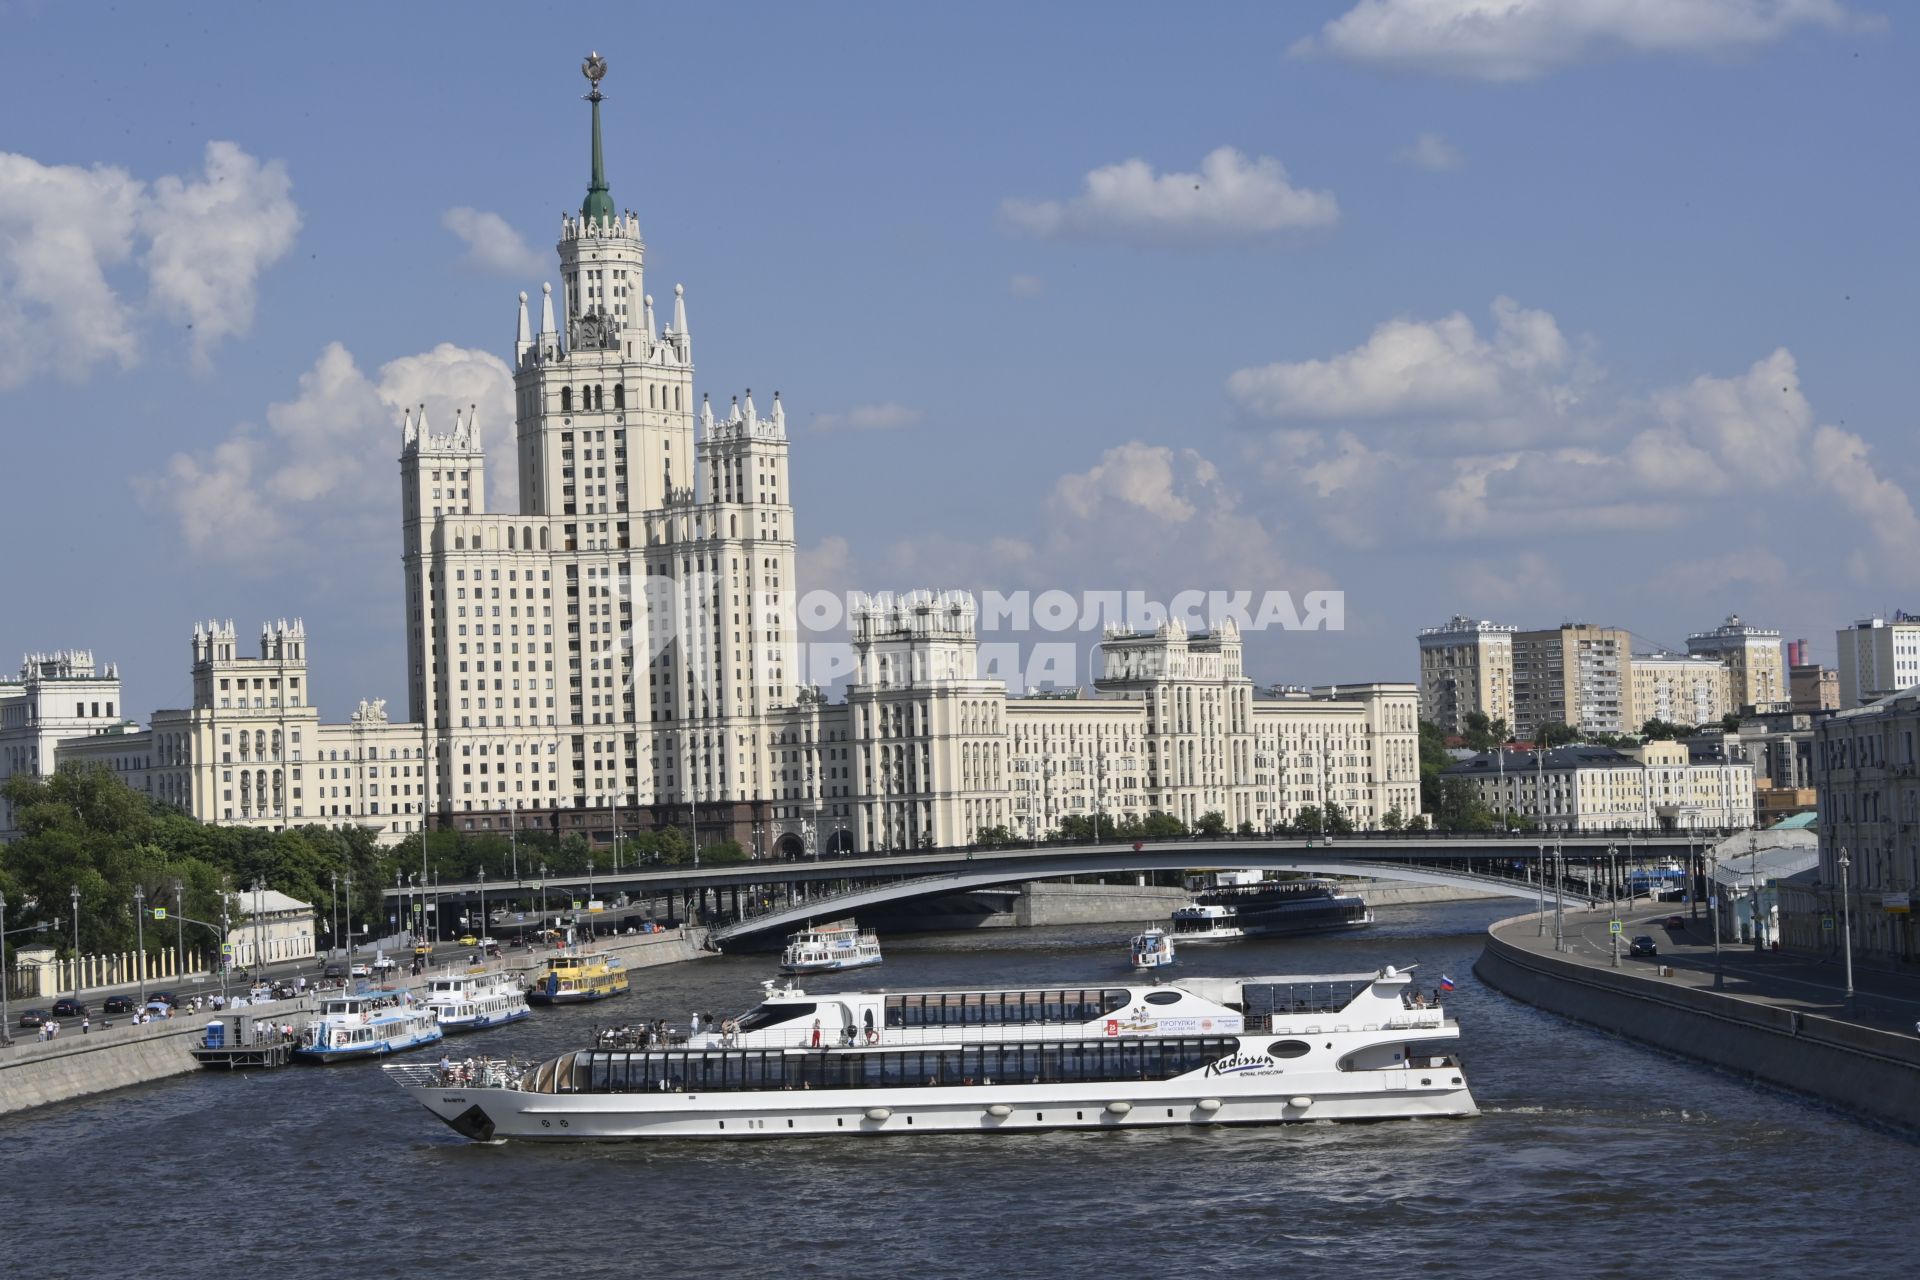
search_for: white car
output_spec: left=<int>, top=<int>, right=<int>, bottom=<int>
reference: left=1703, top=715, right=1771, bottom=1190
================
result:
left=371, top=956, right=397, bottom=972
left=349, top=962, right=370, bottom=978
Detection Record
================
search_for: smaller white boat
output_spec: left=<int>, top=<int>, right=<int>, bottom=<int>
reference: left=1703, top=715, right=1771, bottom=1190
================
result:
left=779, top=923, right=883, bottom=975
left=422, top=970, right=532, bottom=1034
left=294, top=989, right=442, bottom=1063
left=1128, top=927, right=1177, bottom=970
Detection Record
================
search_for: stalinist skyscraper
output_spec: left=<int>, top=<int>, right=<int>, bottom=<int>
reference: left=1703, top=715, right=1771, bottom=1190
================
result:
left=401, top=53, right=798, bottom=842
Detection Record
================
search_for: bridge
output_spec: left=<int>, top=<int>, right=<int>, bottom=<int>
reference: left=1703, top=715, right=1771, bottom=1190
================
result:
left=385, top=833, right=1705, bottom=946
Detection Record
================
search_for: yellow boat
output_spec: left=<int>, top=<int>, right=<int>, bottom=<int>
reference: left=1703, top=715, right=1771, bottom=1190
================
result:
left=527, top=952, right=630, bottom=1005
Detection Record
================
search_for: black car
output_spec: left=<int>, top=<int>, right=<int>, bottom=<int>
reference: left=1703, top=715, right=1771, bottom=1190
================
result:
left=50, top=998, right=88, bottom=1018
left=149, top=990, right=178, bottom=1006
left=322, top=963, right=346, bottom=979
left=17, top=1009, right=49, bottom=1028
left=1629, top=935, right=1659, bottom=957
left=102, top=995, right=136, bottom=1015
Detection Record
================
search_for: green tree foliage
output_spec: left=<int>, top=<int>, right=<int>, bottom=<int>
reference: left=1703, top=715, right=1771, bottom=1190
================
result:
left=1418, top=720, right=1454, bottom=815
left=1195, top=810, right=1228, bottom=836
left=1534, top=720, right=1581, bottom=748
left=1323, top=801, right=1354, bottom=834
left=1381, top=805, right=1405, bottom=831
left=973, top=825, right=1019, bottom=848
left=1405, top=814, right=1431, bottom=832
left=1461, top=712, right=1511, bottom=753
left=1434, top=779, right=1498, bottom=833
left=1291, top=805, right=1325, bottom=836
left=1639, top=718, right=1696, bottom=741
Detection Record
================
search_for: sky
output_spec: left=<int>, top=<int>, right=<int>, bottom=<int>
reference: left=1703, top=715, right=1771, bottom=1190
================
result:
left=1, top=0, right=1915, bottom=719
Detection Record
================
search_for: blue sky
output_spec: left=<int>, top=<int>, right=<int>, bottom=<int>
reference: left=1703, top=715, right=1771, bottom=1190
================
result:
left=2, top=1, right=1914, bottom=718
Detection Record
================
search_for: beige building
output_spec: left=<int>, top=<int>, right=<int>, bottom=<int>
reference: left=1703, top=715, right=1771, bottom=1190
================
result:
left=1444, top=741, right=1754, bottom=832
left=49, top=621, right=424, bottom=845
left=1512, top=624, right=1634, bottom=739
left=226, top=887, right=318, bottom=968
left=1790, top=664, right=1839, bottom=713
left=1630, top=651, right=1730, bottom=729
left=1687, top=614, right=1785, bottom=712
left=1417, top=616, right=1516, bottom=736
left=0, top=651, right=125, bottom=834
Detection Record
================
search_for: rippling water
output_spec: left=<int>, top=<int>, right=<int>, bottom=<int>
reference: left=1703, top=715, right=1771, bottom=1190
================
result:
left=8, top=901, right=1916, bottom=1279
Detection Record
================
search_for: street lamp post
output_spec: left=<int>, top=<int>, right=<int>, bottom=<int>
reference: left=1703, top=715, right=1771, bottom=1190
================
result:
left=1606, top=843, right=1620, bottom=967
left=1708, top=848, right=1723, bottom=988
left=1838, top=846, right=1856, bottom=1014
left=1536, top=841, right=1546, bottom=936
left=1553, top=837, right=1565, bottom=953
left=173, top=879, right=185, bottom=978
left=69, top=885, right=81, bottom=1006
left=219, top=894, right=231, bottom=1005
left=587, top=858, right=595, bottom=901
left=478, top=868, right=488, bottom=945
left=1, top=889, right=10, bottom=1041
left=133, top=885, right=147, bottom=1007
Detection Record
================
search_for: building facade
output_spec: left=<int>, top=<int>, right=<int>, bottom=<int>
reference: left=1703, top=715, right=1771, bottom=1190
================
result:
left=1686, top=614, right=1785, bottom=713
left=1512, top=624, right=1634, bottom=739
left=1629, top=651, right=1730, bottom=729
left=1813, top=689, right=1920, bottom=962
left=1416, top=616, right=1516, bottom=736
left=0, top=651, right=124, bottom=833
left=1790, top=663, right=1839, bottom=714
left=1835, top=615, right=1920, bottom=709
left=1444, top=742, right=1754, bottom=832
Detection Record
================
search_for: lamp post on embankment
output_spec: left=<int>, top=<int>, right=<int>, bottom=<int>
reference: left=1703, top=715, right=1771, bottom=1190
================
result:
left=1839, top=846, right=1856, bottom=1015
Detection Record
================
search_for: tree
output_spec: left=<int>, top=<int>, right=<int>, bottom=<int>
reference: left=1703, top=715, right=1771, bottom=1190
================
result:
left=1535, top=720, right=1580, bottom=748
left=1140, top=811, right=1187, bottom=839
left=1640, top=718, right=1695, bottom=741
left=973, top=824, right=1018, bottom=848
left=1435, top=779, right=1497, bottom=833
left=1291, top=805, right=1324, bottom=836
left=1236, top=819, right=1256, bottom=836
left=1721, top=711, right=1743, bottom=733
left=1461, top=712, right=1511, bottom=753
left=1406, top=814, right=1431, bottom=832
left=1195, top=811, right=1228, bottom=836
left=1382, top=805, right=1405, bottom=831
left=1323, top=801, right=1354, bottom=835
left=1418, top=720, right=1454, bottom=814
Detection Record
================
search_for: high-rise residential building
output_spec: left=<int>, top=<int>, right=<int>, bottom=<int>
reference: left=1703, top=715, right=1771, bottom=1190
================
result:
left=1686, top=614, right=1785, bottom=712
left=1441, top=741, right=1753, bottom=832
left=1511, top=624, right=1633, bottom=739
left=1416, top=616, right=1516, bottom=736
left=1835, top=615, right=1920, bottom=709
left=1628, top=651, right=1730, bottom=729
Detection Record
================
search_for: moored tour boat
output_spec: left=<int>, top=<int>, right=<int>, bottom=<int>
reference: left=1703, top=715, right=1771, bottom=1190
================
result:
left=779, top=923, right=883, bottom=975
left=383, top=965, right=1475, bottom=1141
left=295, top=989, right=442, bottom=1063
left=526, top=952, right=629, bottom=1005
left=1128, top=927, right=1176, bottom=970
left=423, top=970, right=533, bottom=1033
left=1169, top=872, right=1373, bottom=942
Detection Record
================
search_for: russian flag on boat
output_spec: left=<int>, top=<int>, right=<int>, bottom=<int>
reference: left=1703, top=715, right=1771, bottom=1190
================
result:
left=1439, top=975, right=1456, bottom=992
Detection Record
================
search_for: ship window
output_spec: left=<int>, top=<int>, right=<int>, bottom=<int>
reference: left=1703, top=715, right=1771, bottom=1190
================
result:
left=1144, top=991, right=1182, bottom=1006
left=1268, top=1040, right=1311, bottom=1059
left=1103, top=990, right=1130, bottom=1014
left=735, top=1001, right=817, bottom=1033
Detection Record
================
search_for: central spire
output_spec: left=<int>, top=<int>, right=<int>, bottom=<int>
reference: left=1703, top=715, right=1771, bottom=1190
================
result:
left=580, top=51, right=615, bottom=226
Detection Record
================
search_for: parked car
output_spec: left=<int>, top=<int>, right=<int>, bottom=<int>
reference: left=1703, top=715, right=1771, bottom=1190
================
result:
left=17, top=1009, right=49, bottom=1029
left=102, top=995, right=136, bottom=1014
left=51, top=998, right=88, bottom=1018
left=1663, top=915, right=1687, bottom=930
left=1629, top=935, right=1659, bottom=957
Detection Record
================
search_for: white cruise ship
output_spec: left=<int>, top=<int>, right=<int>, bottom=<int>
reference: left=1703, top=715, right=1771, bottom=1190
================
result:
left=382, top=966, right=1474, bottom=1141
left=421, top=971, right=532, bottom=1034
left=779, top=923, right=883, bottom=975
left=1169, top=873, right=1373, bottom=942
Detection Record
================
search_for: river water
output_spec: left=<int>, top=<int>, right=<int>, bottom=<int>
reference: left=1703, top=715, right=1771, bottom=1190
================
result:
left=6, top=901, right=1915, bottom=1279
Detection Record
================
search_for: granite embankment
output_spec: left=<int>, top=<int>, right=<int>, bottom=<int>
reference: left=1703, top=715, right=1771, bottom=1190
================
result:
left=1476, top=910, right=1920, bottom=1133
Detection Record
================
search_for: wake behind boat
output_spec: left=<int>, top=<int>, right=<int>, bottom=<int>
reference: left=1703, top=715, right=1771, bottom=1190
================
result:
left=383, top=965, right=1474, bottom=1141
left=1169, top=872, right=1373, bottom=942
left=780, top=923, right=883, bottom=975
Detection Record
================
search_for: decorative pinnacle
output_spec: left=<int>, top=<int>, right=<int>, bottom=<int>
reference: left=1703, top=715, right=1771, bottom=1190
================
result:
left=580, top=52, right=614, bottom=225
left=582, top=51, right=607, bottom=98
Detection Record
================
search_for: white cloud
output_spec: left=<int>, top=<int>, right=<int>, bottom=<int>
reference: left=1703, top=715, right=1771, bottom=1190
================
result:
left=143, top=142, right=300, bottom=371
left=0, top=153, right=144, bottom=387
left=443, top=206, right=546, bottom=277
left=1293, top=0, right=1870, bottom=82
left=1395, top=131, right=1465, bottom=171
left=0, top=142, right=297, bottom=387
left=1228, top=296, right=1570, bottom=421
left=137, top=341, right=513, bottom=564
left=1001, top=147, right=1338, bottom=244
left=1009, top=274, right=1045, bottom=298
left=810, top=402, right=924, bottom=433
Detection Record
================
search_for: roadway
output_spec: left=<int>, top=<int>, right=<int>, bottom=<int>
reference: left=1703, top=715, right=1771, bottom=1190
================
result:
left=1519, top=899, right=1920, bottom=1038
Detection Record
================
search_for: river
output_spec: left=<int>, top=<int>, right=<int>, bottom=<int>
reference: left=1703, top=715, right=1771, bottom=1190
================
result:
left=6, top=900, right=1915, bottom=1278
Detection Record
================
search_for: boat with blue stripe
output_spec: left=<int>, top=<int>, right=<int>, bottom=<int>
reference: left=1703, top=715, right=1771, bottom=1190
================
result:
left=294, top=988, right=443, bottom=1063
